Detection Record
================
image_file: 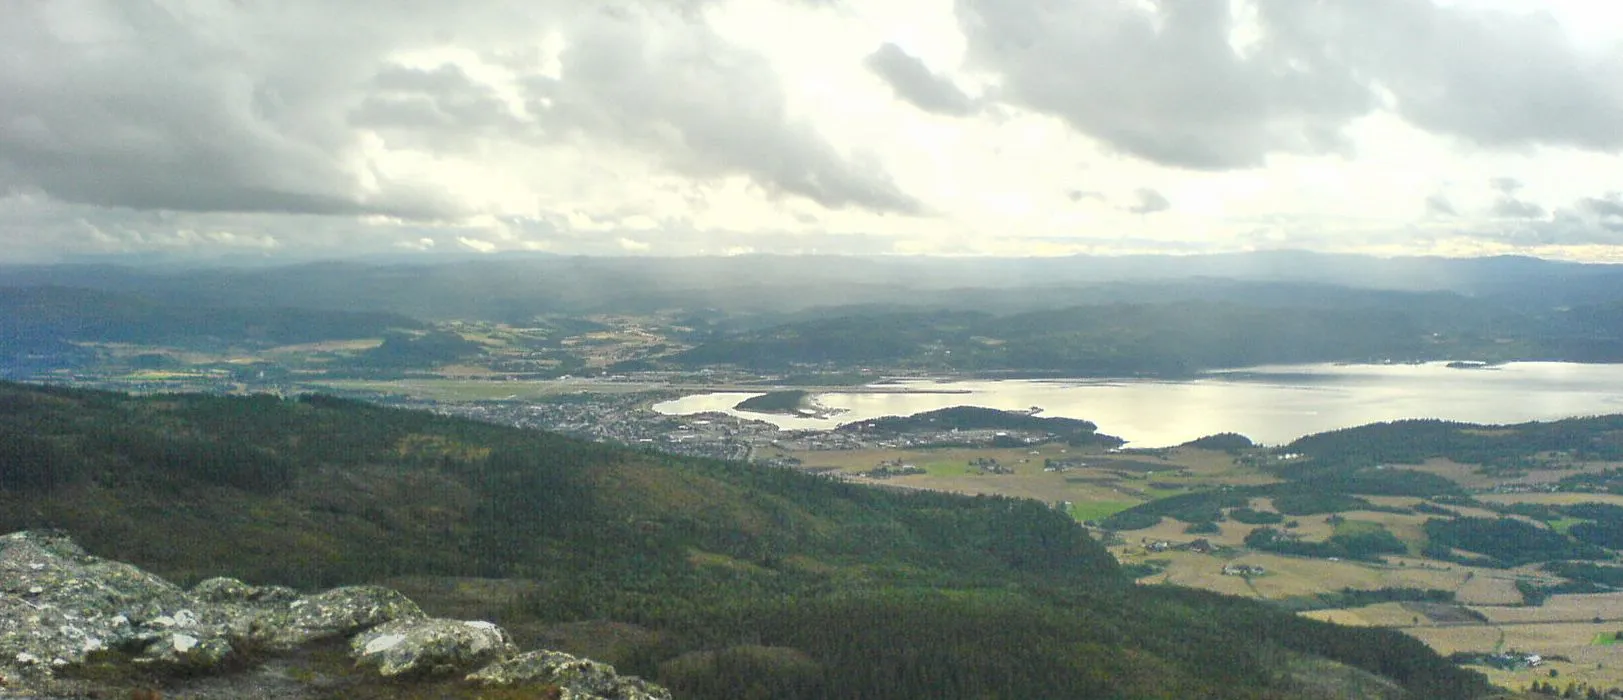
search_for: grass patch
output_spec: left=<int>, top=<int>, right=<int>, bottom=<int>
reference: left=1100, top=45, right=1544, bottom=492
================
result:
left=918, top=459, right=977, bottom=476
left=1332, top=519, right=1386, bottom=537
left=1141, top=486, right=1187, bottom=499
left=1550, top=517, right=1588, bottom=535
left=1068, top=501, right=1139, bottom=522
left=1593, top=631, right=1623, bottom=646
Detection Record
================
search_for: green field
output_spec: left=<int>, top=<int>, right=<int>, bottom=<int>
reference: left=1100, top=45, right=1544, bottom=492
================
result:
left=1332, top=519, right=1387, bottom=537
left=1068, top=500, right=1137, bottom=522
left=1550, top=517, right=1588, bottom=534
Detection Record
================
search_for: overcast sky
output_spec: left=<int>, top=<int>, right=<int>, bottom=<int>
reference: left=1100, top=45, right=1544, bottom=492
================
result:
left=3, top=0, right=1623, bottom=262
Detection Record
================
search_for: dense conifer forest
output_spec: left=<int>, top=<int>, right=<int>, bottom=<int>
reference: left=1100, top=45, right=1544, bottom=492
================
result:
left=0, top=382, right=1495, bottom=698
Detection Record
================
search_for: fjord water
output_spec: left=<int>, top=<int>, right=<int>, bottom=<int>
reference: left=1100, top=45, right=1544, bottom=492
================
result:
left=652, top=362, right=1623, bottom=447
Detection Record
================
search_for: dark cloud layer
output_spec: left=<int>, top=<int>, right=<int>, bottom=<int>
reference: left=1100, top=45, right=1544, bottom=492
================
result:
left=956, top=0, right=1372, bottom=169
left=864, top=43, right=977, bottom=117
left=0, top=1, right=915, bottom=220
left=0, top=2, right=462, bottom=218
left=1474, top=191, right=1623, bottom=246
left=1276, top=0, right=1623, bottom=151
left=956, top=0, right=1623, bottom=169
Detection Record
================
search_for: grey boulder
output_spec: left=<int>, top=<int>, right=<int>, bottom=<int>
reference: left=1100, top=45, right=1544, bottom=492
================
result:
left=350, top=617, right=516, bottom=678
left=468, top=649, right=673, bottom=700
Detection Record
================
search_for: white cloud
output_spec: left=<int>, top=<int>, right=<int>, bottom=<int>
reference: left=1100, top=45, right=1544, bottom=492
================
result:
left=2, top=0, right=1623, bottom=262
left=457, top=236, right=497, bottom=253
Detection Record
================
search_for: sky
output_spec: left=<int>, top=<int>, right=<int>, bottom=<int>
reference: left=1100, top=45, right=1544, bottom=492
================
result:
left=3, top=0, right=1623, bottom=263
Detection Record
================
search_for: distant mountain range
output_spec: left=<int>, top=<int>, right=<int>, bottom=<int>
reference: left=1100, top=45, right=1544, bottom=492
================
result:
left=5, top=252, right=1623, bottom=376
left=3, top=251, right=1621, bottom=319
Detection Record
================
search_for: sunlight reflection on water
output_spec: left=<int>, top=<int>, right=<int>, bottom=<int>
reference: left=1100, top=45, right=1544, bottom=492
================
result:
left=651, top=362, right=1623, bottom=447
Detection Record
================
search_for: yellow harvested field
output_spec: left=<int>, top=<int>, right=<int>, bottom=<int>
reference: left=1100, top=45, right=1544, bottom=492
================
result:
left=1363, top=496, right=1426, bottom=509
left=1409, top=621, right=1623, bottom=692
left=1453, top=571, right=1527, bottom=606
left=1403, top=458, right=1501, bottom=490
left=1301, top=602, right=1424, bottom=628
left=1474, top=592, right=1623, bottom=624
left=1131, top=551, right=1257, bottom=597
left=1121, top=517, right=1260, bottom=548
left=797, top=445, right=1284, bottom=510
left=1446, top=504, right=1510, bottom=520
left=1117, top=547, right=1478, bottom=601
left=1398, top=626, right=1495, bottom=656
left=1249, top=557, right=1462, bottom=599
left=1480, top=492, right=1623, bottom=507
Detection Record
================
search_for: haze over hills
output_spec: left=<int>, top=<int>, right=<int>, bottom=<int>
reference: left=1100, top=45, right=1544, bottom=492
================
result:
left=3, top=252, right=1621, bottom=318
left=7, top=252, right=1623, bottom=382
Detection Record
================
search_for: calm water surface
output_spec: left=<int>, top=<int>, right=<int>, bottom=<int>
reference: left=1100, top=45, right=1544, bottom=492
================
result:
left=650, top=362, right=1623, bottom=447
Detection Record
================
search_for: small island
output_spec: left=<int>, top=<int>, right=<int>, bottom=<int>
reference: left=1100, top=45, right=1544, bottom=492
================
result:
left=733, top=390, right=843, bottom=419
left=1445, top=361, right=1501, bottom=370
left=837, top=406, right=1124, bottom=447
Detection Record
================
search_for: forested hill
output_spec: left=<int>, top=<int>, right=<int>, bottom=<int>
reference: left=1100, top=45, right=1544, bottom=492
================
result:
left=668, top=298, right=1623, bottom=375
left=0, top=286, right=421, bottom=350
left=0, top=382, right=1492, bottom=699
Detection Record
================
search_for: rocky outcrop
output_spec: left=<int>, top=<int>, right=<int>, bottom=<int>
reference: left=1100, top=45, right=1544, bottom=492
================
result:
left=470, top=649, right=672, bottom=699
left=0, top=530, right=668, bottom=699
left=351, top=618, right=516, bottom=677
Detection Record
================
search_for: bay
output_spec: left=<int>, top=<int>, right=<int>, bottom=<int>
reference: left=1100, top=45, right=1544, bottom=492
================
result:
left=650, top=362, right=1623, bottom=447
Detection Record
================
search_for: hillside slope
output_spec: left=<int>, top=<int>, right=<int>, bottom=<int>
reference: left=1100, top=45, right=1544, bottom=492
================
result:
left=0, top=382, right=1493, bottom=699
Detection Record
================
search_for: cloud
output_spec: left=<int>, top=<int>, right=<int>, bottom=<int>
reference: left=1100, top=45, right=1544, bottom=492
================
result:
left=0, top=1, right=476, bottom=219
left=457, top=236, right=497, bottom=253
left=349, top=64, right=531, bottom=152
left=1487, top=177, right=1545, bottom=219
left=1579, top=194, right=1623, bottom=221
left=519, top=6, right=920, bottom=214
left=1425, top=194, right=1457, bottom=217
left=864, top=43, right=977, bottom=117
left=1471, top=192, right=1623, bottom=246
left=1489, top=177, right=1524, bottom=195
left=955, top=0, right=1623, bottom=170
left=956, top=0, right=1372, bottom=169
left=1258, top=0, right=1623, bottom=151
left=1127, top=188, right=1172, bottom=215
left=0, top=1, right=917, bottom=222
left=1492, top=197, right=1546, bottom=220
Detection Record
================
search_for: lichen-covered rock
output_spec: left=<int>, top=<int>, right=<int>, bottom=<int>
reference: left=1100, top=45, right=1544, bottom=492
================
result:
left=0, top=531, right=654, bottom=699
left=468, top=649, right=672, bottom=700
left=190, top=577, right=300, bottom=606
left=239, top=585, right=424, bottom=651
left=128, top=628, right=235, bottom=670
left=350, top=618, right=516, bottom=677
left=0, top=531, right=419, bottom=686
left=0, top=530, right=192, bottom=681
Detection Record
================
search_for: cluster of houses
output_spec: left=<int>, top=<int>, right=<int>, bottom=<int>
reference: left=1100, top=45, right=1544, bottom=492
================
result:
left=1042, top=457, right=1088, bottom=473
left=1479, top=651, right=1544, bottom=670
left=859, top=460, right=926, bottom=479
left=1144, top=538, right=1216, bottom=554
left=969, top=457, right=1013, bottom=474
left=1221, top=564, right=1266, bottom=577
